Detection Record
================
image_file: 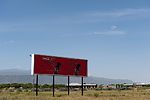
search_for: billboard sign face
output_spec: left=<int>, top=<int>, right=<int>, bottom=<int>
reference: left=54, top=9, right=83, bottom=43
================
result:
left=31, top=54, right=88, bottom=77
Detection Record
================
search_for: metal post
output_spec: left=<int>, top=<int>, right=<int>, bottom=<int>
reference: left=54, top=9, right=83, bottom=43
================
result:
left=32, top=75, right=35, bottom=92
left=68, top=76, right=70, bottom=95
left=36, top=75, right=38, bottom=96
left=81, top=77, right=83, bottom=96
left=53, top=75, right=55, bottom=97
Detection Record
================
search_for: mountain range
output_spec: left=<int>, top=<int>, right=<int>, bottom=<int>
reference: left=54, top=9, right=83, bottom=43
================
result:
left=0, top=69, right=133, bottom=84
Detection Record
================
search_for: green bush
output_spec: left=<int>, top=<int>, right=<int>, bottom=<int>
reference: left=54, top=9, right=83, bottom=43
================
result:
left=0, top=83, right=65, bottom=90
left=94, top=93, right=99, bottom=97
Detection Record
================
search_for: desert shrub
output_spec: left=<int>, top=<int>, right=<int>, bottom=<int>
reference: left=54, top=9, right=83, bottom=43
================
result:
left=55, top=84, right=65, bottom=88
left=41, top=84, right=50, bottom=88
left=86, top=93, right=93, bottom=97
left=95, top=88, right=102, bottom=91
left=57, top=94, right=62, bottom=97
left=94, top=93, right=99, bottom=97
left=22, top=83, right=33, bottom=89
left=0, top=84, right=11, bottom=89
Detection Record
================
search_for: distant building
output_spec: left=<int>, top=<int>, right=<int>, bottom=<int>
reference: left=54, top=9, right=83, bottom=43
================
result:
left=66, top=83, right=97, bottom=89
left=118, top=83, right=150, bottom=89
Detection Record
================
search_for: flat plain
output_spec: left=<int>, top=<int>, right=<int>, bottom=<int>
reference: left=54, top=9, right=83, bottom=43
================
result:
left=1, top=89, right=150, bottom=100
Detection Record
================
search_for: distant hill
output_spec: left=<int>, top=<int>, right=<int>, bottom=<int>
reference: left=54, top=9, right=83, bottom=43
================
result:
left=0, top=69, right=133, bottom=84
left=0, top=69, right=30, bottom=75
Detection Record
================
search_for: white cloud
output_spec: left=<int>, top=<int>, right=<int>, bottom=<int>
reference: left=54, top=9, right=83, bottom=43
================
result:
left=54, top=8, right=150, bottom=24
left=94, top=30, right=126, bottom=35
left=94, top=25, right=126, bottom=36
left=0, top=8, right=149, bottom=34
left=110, top=25, right=118, bottom=30
left=89, top=8, right=150, bottom=18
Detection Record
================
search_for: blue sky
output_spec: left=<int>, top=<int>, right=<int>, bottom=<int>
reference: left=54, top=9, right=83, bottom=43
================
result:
left=0, top=0, right=150, bottom=82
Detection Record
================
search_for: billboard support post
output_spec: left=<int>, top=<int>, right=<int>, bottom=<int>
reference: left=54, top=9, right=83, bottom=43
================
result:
left=68, top=76, right=70, bottom=95
left=36, top=75, right=38, bottom=96
left=53, top=75, right=55, bottom=97
left=81, top=77, right=83, bottom=96
left=32, top=75, right=35, bottom=93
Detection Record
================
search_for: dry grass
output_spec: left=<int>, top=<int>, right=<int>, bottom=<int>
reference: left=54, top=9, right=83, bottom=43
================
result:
left=1, top=89, right=150, bottom=100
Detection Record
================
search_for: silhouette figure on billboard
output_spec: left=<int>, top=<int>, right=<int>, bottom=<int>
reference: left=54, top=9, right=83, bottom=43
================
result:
left=75, top=64, right=80, bottom=75
left=54, top=62, right=61, bottom=74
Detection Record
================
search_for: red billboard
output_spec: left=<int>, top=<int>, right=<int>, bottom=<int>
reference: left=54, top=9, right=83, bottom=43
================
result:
left=31, top=54, right=88, bottom=77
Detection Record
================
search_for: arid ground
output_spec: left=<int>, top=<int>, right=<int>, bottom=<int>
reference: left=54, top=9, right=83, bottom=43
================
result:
left=1, top=89, right=150, bottom=100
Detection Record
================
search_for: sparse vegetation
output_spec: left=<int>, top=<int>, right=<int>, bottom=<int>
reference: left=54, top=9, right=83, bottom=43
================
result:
left=0, top=83, right=33, bottom=89
left=93, top=92, right=99, bottom=97
left=0, top=89, right=150, bottom=99
left=0, top=83, right=65, bottom=89
left=1, top=83, right=150, bottom=100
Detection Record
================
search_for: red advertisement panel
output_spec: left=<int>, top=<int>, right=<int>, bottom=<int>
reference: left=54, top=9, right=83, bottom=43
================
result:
left=31, top=54, right=88, bottom=77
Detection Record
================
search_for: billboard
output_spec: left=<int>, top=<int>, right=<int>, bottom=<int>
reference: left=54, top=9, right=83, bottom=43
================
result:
left=31, top=54, right=88, bottom=77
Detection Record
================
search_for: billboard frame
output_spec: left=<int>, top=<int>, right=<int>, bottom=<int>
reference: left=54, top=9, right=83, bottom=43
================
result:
left=31, top=54, right=88, bottom=96
left=31, top=54, right=88, bottom=77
